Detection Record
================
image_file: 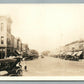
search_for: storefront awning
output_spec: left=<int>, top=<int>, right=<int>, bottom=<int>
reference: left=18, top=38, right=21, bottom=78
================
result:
left=15, top=50, right=21, bottom=55
left=77, top=51, right=83, bottom=57
left=72, top=52, right=78, bottom=56
left=66, top=52, right=72, bottom=55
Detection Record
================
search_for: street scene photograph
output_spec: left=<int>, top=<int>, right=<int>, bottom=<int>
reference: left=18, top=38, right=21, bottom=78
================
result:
left=0, top=4, right=84, bottom=78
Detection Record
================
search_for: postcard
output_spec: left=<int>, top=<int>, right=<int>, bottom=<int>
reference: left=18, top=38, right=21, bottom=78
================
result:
left=0, top=4, right=84, bottom=80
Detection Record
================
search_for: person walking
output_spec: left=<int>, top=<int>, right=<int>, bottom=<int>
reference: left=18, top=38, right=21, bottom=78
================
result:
left=24, top=65, right=27, bottom=71
left=24, top=61, right=28, bottom=71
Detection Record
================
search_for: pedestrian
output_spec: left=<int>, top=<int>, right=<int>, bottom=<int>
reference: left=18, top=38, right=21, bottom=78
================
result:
left=24, top=65, right=27, bottom=71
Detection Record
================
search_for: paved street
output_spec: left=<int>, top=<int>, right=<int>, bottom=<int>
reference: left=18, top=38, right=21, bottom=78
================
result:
left=21, top=56, right=84, bottom=76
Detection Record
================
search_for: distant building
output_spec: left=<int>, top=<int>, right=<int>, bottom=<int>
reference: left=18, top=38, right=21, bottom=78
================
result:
left=62, top=40, right=84, bottom=59
left=22, top=44, right=29, bottom=53
left=22, top=43, right=29, bottom=57
left=64, top=40, right=84, bottom=52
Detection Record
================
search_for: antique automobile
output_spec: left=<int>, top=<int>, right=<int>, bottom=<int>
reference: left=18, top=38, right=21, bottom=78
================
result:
left=0, top=56, right=23, bottom=76
left=25, top=53, right=39, bottom=60
left=41, top=55, right=44, bottom=58
left=65, top=52, right=73, bottom=60
left=64, top=51, right=83, bottom=61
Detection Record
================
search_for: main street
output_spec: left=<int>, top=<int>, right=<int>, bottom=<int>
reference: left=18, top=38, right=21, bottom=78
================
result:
left=21, top=56, right=84, bottom=76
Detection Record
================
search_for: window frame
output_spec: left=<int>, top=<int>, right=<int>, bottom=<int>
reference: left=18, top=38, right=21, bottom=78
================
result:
left=1, top=36, right=4, bottom=44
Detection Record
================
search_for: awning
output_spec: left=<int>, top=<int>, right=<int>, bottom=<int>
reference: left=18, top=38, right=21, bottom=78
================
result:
left=15, top=50, right=21, bottom=55
left=71, top=51, right=83, bottom=57
left=0, top=58, right=16, bottom=63
left=72, top=52, right=78, bottom=56
left=77, top=51, right=83, bottom=56
left=66, top=52, right=72, bottom=55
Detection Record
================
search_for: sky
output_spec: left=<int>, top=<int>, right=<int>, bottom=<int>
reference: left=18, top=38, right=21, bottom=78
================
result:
left=0, top=4, right=84, bottom=52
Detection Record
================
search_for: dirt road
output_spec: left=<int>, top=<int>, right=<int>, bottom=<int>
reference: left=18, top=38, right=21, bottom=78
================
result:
left=21, top=56, right=84, bottom=76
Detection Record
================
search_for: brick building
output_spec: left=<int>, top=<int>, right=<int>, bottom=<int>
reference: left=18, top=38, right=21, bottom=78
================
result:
left=0, top=16, right=29, bottom=59
left=0, top=16, right=12, bottom=58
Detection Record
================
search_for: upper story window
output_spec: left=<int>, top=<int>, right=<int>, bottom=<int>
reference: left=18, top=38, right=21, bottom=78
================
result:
left=1, top=36, right=4, bottom=44
left=7, top=38, right=11, bottom=45
left=0, top=23, right=4, bottom=32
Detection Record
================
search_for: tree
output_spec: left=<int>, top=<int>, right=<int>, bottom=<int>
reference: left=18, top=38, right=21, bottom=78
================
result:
left=29, top=49, right=39, bottom=58
left=41, top=50, right=50, bottom=56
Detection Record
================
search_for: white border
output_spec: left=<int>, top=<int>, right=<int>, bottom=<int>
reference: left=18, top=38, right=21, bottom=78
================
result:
left=0, top=76, right=84, bottom=80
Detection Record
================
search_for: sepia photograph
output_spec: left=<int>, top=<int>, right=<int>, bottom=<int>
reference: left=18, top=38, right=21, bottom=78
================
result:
left=0, top=4, right=84, bottom=80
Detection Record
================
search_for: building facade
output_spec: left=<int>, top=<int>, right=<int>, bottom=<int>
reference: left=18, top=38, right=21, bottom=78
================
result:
left=22, top=43, right=29, bottom=57
left=0, top=16, right=29, bottom=59
left=0, top=16, right=12, bottom=58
